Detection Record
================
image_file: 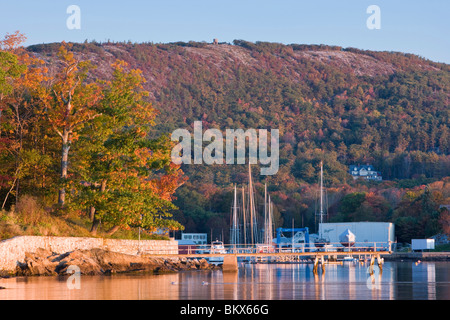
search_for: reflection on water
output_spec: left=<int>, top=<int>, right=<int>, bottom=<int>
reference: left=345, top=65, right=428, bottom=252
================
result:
left=0, top=262, right=449, bottom=300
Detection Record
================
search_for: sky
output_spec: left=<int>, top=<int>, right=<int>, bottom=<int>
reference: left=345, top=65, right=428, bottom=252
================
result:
left=1, top=0, right=449, bottom=64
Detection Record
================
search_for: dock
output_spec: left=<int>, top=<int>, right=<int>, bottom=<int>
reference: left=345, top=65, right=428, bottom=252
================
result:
left=143, top=242, right=391, bottom=273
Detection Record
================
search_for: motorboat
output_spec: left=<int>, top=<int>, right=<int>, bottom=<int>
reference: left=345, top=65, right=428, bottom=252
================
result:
left=210, top=240, right=227, bottom=253
left=208, top=240, right=227, bottom=264
left=342, top=256, right=358, bottom=263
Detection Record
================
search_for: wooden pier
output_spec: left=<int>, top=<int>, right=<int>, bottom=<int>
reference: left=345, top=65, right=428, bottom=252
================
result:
left=143, top=242, right=392, bottom=273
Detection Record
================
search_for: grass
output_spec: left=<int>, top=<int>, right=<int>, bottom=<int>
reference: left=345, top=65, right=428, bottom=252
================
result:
left=0, top=195, right=169, bottom=241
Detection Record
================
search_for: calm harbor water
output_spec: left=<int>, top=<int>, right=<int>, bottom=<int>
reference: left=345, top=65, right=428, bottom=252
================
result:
left=0, top=261, right=449, bottom=300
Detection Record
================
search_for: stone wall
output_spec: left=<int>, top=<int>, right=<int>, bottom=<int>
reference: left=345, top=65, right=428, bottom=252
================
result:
left=0, top=235, right=178, bottom=273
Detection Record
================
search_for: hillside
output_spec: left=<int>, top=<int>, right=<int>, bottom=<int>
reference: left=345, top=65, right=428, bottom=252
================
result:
left=25, top=40, right=450, bottom=242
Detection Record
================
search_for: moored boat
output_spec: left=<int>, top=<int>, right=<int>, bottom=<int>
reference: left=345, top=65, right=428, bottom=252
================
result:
left=339, top=228, right=356, bottom=247
left=208, top=240, right=226, bottom=264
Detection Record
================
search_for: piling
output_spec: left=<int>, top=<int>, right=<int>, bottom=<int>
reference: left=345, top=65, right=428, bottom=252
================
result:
left=321, top=256, right=326, bottom=274
left=313, top=255, right=326, bottom=275
left=222, top=255, right=238, bottom=272
left=376, top=254, right=383, bottom=274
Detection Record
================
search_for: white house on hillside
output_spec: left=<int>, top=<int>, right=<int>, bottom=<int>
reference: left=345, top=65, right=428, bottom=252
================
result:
left=349, top=165, right=382, bottom=181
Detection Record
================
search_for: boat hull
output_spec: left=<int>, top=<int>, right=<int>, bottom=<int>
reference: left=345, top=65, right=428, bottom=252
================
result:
left=340, top=242, right=355, bottom=247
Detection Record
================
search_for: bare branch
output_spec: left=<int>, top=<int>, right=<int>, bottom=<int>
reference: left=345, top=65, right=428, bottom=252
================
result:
left=52, top=88, right=69, bottom=105
left=50, top=122, right=64, bottom=139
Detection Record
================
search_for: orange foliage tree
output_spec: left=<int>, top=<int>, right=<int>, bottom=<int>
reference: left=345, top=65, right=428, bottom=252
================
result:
left=44, top=43, right=102, bottom=205
left=71, top=60, right=186, bottom=235
left=0, top=31, right=53, bottom=208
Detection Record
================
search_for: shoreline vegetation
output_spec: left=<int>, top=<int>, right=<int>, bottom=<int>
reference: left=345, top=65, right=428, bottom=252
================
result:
left=1, top=33, right=186, bottom=244
left=0, top=195, right=170, bottom=241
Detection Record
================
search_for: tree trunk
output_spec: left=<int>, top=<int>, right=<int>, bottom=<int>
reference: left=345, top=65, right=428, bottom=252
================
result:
left=58, top=129, right=70, bottom=206
left=90, top=218, right=100, bottom=236
left=90, top=179, right=107, bottom=235
left=105, top=225, right=120, bottom=236
left=89, top=206, right=95, bottom=221
left=2, top=177, right=17, bottom=210
left=100, top=179, right=107, bottom=192
left=15, top=177, right=19, bottom=207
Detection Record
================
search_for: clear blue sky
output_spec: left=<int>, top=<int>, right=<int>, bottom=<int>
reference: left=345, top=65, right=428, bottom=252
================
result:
left=1, top=0, right=449, bottom=64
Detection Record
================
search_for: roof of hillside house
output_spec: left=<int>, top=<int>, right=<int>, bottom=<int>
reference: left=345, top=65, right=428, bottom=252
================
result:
left=349, top=164, right=375, bottom=171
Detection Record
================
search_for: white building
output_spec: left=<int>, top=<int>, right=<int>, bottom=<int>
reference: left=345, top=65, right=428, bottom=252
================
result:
left=319, top=222, right=394, bottom=250
left=349, top=165, right=382, bottom=181
left=181, top=233, right=208, bottom=245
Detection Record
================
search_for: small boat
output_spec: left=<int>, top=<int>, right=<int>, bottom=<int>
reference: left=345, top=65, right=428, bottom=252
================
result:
left=210, top=240, right=227, bottom=253
left=339, top=228, right=356, bottom=247
left=342, top=256, right=358, bottom=263
left=208, top=240, right=226, bottom=264
left=314, top=237, right=330, bottom=248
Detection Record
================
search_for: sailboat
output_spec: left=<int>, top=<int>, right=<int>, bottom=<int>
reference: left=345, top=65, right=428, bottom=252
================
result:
left=248, top=163, right=259, bottom=245
left=314, top=161, right=330, bottom=248
left=264, top=192, right=274, bottom=247
left=229, top=164, right=275, bottom=256
left=228, top=164, right=258, bottom=250
left=230, top=184, right=240, bottom=251
left=259, top=183, right=275, bottom=253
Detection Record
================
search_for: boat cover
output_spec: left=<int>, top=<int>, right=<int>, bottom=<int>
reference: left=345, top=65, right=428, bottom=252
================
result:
left=339, top=228, right=356, bottom=246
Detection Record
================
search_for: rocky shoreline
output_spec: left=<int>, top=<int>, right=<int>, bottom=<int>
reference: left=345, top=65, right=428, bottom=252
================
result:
left=4, top=248, right=448, bottom=278
left=3, top=248, right=219, bottom=277
left=382, top=251, right=450, bottom=261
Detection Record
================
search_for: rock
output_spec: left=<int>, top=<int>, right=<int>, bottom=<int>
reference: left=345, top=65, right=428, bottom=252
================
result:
left=16, top=249, right=59, bottom=276
left=14, top=248, right=215, bottom=276
left=54, top=250, right=103, bottom=275
left=198, top=258, right=209, bottom=270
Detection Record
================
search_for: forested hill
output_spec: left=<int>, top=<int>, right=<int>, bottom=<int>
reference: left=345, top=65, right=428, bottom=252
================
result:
left=28, top=40, right=450, bottom=179
left=27, top=40, right=450, bottom=241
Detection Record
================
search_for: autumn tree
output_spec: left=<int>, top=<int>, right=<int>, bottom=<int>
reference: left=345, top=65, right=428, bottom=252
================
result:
left=439, top=208, right=450, bottom=236
left=392, top=186, right=442, bottom=242
left=0, top=31, right=26, bottom=98
left=332, top=192, right=366, bottom=222
left=45, top=43, right=102, bottom=206
left=1, top=40, right=52, bottom=208
left=0, top=32, right=50, bottom=208
left=71, top=60, right=186, bottom=235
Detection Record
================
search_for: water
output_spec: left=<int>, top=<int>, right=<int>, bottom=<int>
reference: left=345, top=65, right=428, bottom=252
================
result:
left=0, top=261, right=449, bottom=300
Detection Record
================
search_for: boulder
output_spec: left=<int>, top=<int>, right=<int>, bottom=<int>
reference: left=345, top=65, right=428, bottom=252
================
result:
left=15, top=248, right=216, bottom=276
left=17, top=248, right=59, bottom=276
left=198, top=258, right=210, bottom=270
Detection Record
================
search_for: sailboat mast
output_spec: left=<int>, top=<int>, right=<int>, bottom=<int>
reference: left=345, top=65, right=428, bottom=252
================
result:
left=242, top=186, right=247, bottom=247
left=268, top=195, right=273, bottom=245
left=249, top=164, right=254, bottom=246
left=320, top=161, right=324, bottom=225
left=232, top=185, right=238, bottom=246
left=264, top=183, right=267, bottom=244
